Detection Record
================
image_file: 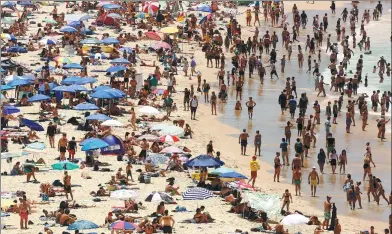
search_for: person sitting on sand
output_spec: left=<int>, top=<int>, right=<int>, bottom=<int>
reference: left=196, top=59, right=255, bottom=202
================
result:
left=105, top=212, right=115, bottom=226
left=24, top=166, right=38, bottom=183
left=11, top=162, right=24, bottom=175
left=165, top=181, right=180, bottom=196
left=156, top=202, right=165, bottom=216
left=91, top=187, right=110, bottom=197
left=28, top=131, right=40, bottom=140
left=124, top=199, right=138, bottom=212
left=145, top=160, right=166, bottom=177
left=59, top=209, right=75, bottom=226
left=193, top=208, right=208, bottom=223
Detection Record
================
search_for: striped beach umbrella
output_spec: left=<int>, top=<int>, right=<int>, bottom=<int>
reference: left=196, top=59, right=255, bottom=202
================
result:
left=160, top=135, right=180, bottom=143
left=182, top=187, right=213, bottom=200
left=145, top=191, right=174, bottom=203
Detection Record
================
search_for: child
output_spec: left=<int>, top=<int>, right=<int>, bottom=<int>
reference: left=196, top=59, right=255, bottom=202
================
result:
left=373, top=66, right=377, bottom=73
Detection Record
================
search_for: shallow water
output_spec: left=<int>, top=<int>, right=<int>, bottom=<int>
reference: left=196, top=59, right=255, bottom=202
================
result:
left=216, top=1, right=391, bottom=222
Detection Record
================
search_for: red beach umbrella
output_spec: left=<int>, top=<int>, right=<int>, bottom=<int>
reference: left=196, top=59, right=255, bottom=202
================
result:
left=144, top=31, right=161, bottom=41
left=160, top=135, right=180, bottom=143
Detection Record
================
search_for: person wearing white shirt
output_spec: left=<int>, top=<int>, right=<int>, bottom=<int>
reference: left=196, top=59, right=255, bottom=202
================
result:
left=190, top=95, right=198, bottom=120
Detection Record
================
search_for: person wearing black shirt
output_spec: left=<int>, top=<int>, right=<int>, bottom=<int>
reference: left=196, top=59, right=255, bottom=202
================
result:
left=326, top=133, right=335, bottom=160
left=301, top=11, right=308, bottom=29
left=299, top=93, right=309, bottom=116
left=67, top=137, right=77, bottom=161
left=278, top=92, right=287, bottom=114
left=183, top=88, right=190, bottom=111
left=46, top=122, right=56, bottom=148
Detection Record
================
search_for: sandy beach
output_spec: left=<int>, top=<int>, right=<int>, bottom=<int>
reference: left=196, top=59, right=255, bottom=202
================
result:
left=1, top=1, right=391, bottom=234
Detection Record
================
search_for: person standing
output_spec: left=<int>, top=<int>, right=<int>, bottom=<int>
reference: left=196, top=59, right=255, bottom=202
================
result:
left=323, top=196, right=332, bottom=230
left=190, top=56, right=197, bottom=76
left=292, top=169, right=302, bottom=196
left=63, top=171, right=73, bottom=200
left=190, top=95, right=198, bottom=120
left=278, top=92, right=287, bottom=115
left=317, top=148, right=326, bottom=173
left=294, top=138, right=304, bottom=167
left=308, top=166, right=320, bottom=197
left=58, top=133, right=68, bottom=161
left=281, top=189, right=293, bottom=212
left=67, top=137, right=77, bottom=161
left=160, top=210, right=175, bottom=234
left=246, top=97, right=256, bottom=119
left=273, top=152, right=282, bottom=182
left=46, top=122, right=56, bottom=148
left=338, top=150, right=348, bottom=174
left=126, top=162, right=134, bottom=182
left=254, top=130, right=262, bottom=156
left=239, top=129, right=249, bottom=155
left=280, top=138, right=289, bottom=166
left=139, top=138, right=149, bottom=161
left=248, top=155, right=260, bottom=187
left=19, top=198, right=31, bottom=229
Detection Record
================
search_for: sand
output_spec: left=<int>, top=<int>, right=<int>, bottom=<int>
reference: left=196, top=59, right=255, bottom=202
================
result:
left=1, top=1, right=390, bottom=234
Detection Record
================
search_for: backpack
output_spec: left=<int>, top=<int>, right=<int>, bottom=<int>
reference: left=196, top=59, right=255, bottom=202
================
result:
left=295, top=143, right=303, bottom=153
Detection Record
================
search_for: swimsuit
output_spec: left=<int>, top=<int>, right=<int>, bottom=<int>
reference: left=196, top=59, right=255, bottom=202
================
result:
left=60, top=146, right=67, bottom=153
left=240, top=139, right=248, bottom=147
left=294, top=179, right=301, bottom=185
left=310, top=179, right=318, bottom=186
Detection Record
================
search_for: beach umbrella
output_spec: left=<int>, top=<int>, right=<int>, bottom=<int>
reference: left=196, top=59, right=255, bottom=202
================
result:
left=106, top=65, right=127, bottom=73
left=75, top=103, right=99, bottom=111
left=38, top=83, right=57, bottom=93
left=242, top=192, right=281, bottom=217
left=145, top=192, right=174, bottom=203
left=97, top=1, right=113, bottom=7
left=160, top=146, right=183, bottom=154
left=27, top=94, right=50, bottom=102
left=158, top=126, right=184, bottom=137
left=135, top=12, right=146, bottom=19
left=19, top=1, right=35, bottom=7
left=211, top=167, right=235, bottom=174
left=154, top=41, right=171, bottom=50
left=60, top=26, right=77, bottom=33
left=67, top=220, right=99, bottom=231
left=102, top=37, right=120, bottom=44
left=219, top=172, right=248, bottom=179
left=1, top=199, right=14, bottom=210
left=110, top=221, right=137, bottom=231
left=62, top=77, right=97, bottom=85
left=146, top=154, right=169, bottom=166
left=3, top=106, right=20, bottom=115
left=1, top=1, right=16, bottom=8
left=139, top=106, right=160, bottom=115
left=43, top=18, right=58, bottom=25
left=137, top=134, right=159, bottom=141
left=144, top=31, right=161, bottom=41
left=185, top=155, right=224, bottom=167
left=107, top=13, right=122, bottom=19
left=153, top=88, right=168, bottom=95
left=68, top=85, right=89, bottom=92
left=39, top=38, right=57, bottom=45
left=67, top=21, right=82, bottom=27
left=25, top=142, right=46, bottom=151
left=6, top=46, right=27, bottom=53
left=91, top=89, right=125, bottom=99
left=63, top=63, right=84, bottom=69
left=0, top=33, right=16, bottom=41
left=1, top=152, right=28, bottom=160
left=195, top=4, right=212, bottom=12
left=118, top=47, right=133, bottom=53
left=101, top=119, right=123, bottom=127
left=53, top=85, right=77, bottom=93
left=64, top=14, right=90, bottom=22
left=7, top=79, right=30, bottom=87
left=102, top=4, right=121, bottom=9
left=86, top=114, right=111, bottom=121
left=51, top=161, right=80, bottom=170
left=93, top=85, right=111, bottom=92
left=1, top=8, right=14, bottom=13
left=54, top=56, right=73, bottom=64
left=110, top=58, right=130, bottom=64
left=281, top=214, right=310, bottom=225
left=182, top=187, right=213, bottom=200
left=110, top=190, right=139, bottom=200
left=142, top=2, right=159, bottom=14
left=2, top=17, right=16, bottom=25
left=20, top=119, right=44, bottom=131
left=0, top=85, right=14, bottom=91
left=80, top=38, right=102, bottom=44
left=150, top=123, right=170, bottom=131
left=160, top=27, right=179, bottom=34
left=81, top=138, right=109, bottom=151
left=160, top=135, right=180, bottom=143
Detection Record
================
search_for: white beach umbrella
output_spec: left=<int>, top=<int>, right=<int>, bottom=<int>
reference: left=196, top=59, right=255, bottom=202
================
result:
left=158, top=126, right=184, bottom=137
left=139, top=106, right=160, bottom=115
left=39, top=37, right=57, bottom=45
left=110, top=190, right=139, bottom=200
left=160, top=146, right=184, bottom=154
left=101, top=119, right=123, bottom=127
left=150, top=123, right=171, bottom=131
left=281, top=213, right=310, bottom=225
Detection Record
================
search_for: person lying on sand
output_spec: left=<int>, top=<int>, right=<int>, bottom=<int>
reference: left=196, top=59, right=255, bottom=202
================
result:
left=90, top=187, right=110, bottom=197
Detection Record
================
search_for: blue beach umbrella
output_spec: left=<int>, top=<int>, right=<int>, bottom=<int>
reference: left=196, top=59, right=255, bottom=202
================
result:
left=211, top=167, right=235, bottom=174
left=51, top=161, right=79, bottom=170
left=101, top=37, right=120, bottom=44
left=219, top=172, right=248, bottom=179
left=3, top=106, right=20, bottom=115
left=0, top=85, right=14, bottom=91
left=38, top=83, right=57, bottom=93
left=93, top=85, right=111, bottom=92
left=102, top=4, right=121, bottom=9
left=68, top=84, right=89, bottom=92
left=60, top=26, right=77, bottom=33
left=81, top=139, right=109, bottom=151
left=74, top=103, right=99, bottom=111
left=20, top=119, right=44, bottom=131
left=61, top=76, right=96, bottom=85
left=19, top=1, right=35, bottom=7
left=86, top=114, right=111, bottom=121
left=67, top=21, right=82, bottom=27
left=106, top=65, right=127, bottom=73
left=185, top=155, right=224, bottom=168
left=90, top=89, right=125, bottom=99
left=25, top=142, right=46, bottom=151
left=39, top=38, right=57, bottom=45
left=80, top=137, right=103, bottom=146
left=2, top=1, right=16, bottom=8
left=67, top=220, right=99, bottom=231
left=27, top=94, right=50, bottom=102
left=195, top=4, right=212, bottom=12
left=7, top=79, right=30, bottom=87
left=110, top=58, right=131, bottom=65
left=118, top=47, right=133, bottom=53
left=7, top=46, right=27, bottom=53
left=63, top=63, right=84, bottom=69
left=53, top=85, right=77, bottom=93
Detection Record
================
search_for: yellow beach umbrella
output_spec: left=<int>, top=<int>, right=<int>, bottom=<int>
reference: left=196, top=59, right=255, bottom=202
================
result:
left=160, top=27, right=179, bottom=34
left=1, top=199, right=15, bottom=210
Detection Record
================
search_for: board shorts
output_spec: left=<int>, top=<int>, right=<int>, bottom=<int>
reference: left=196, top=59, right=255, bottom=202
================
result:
left=60, top=146, right=67, bottom=153
left=20, top=211, right=28, bottom=220
left=64, top=185, right=72, bottom=193
left=324, top=212, right=331, bottom=220
left=251, top=171, right=257, bottom=178
left=162, top=225, right=173, bottom=233
left=310, top=179, right=318, bottom=186
left=240, top=139, right=247, bottom=147
left=294, top=179, right=301, bottom=185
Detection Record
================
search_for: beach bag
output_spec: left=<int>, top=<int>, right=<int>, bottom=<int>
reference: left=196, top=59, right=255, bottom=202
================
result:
left=175, top=206, right=187, bottom=212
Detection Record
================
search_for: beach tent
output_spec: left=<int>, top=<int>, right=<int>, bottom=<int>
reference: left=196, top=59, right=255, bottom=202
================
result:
left=145, top=192, right=174, bottom=203
left=242, top=192, right=281, bottom=218
left=100, top=135, right=125, bottom=155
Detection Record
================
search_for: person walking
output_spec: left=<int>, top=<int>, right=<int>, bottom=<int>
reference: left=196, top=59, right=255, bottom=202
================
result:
left=190, top=95, right=198, bottom=120
left=248, top=156, right=260, bottom=187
